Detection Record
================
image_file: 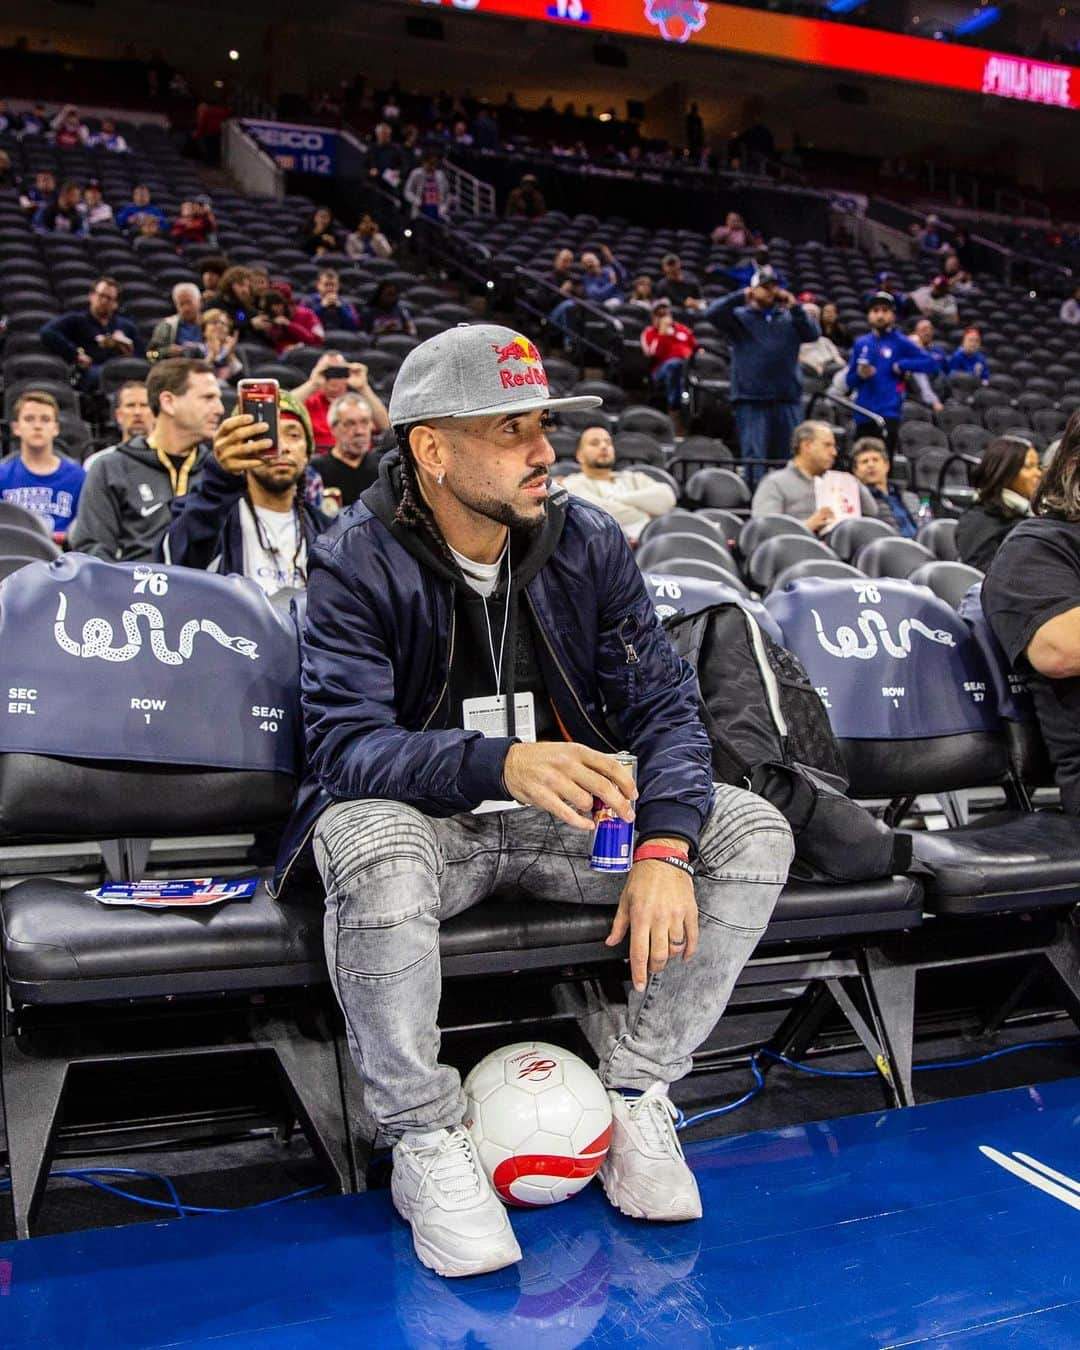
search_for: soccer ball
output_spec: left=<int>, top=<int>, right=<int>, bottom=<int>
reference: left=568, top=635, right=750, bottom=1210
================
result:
left=463, top=1042, right=613, bottom=1208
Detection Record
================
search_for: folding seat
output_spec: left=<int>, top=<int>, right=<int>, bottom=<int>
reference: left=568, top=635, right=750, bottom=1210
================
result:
left=2, top=351, right=69, bottom=385
left=684, top=467, right=750, bottom=510
left=0, top=557, right=351, bottom=1237
left=908, top=560, right=983, bottom=610
left=0, top=502, right=51, bottom=537
left=948, top=422, right=991, bottom=458
left=1032, top=408, right=1068, bottom=442
left=748, top=534, right=837, bottom=591
left=573, top=378, right=626, bottom=410
left=900, top=401, right=932, bottom=423
left=3, top=378, right=79, bottom=419
left=916, top=517, right=959, bottom=561
left=643, top=555, right=750, bottom=592
left=636, top=531, right=738, bottom=576
left=855, top=535, right=935, bottom=579
left=98, top=357, right=151, bottom=399
left=765, top=576, right=1080, bottom=1100
left=617, top=405, right=675, bottom=442
left=639, top=510, right=726, bottom=549
left=737, top=513, right=812, bottom=559
left=0, top=525, right=61, bottom=562
left=983, top=405, right=1030, bottom=436
left=667, top=437, right=734, bottom=484
left=828, top=517, right=898, bottom=563
left=696, top=508, right=745, bottom=547
left=899, top=422, right=947, bottom=458
left=612, top=431, right=664, bottom=466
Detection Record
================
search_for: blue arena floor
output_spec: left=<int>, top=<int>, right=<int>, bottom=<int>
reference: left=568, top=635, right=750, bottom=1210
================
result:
left=2, top=1078, right=1078, bottom=1349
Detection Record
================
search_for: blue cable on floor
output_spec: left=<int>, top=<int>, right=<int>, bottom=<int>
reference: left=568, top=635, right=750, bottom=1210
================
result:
left=0, top=1166, right=324, bottom=1219
left=676, top=1038, right=1079, bottom=1131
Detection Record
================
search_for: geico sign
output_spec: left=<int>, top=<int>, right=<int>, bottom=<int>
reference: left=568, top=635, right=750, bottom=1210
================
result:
left=252, top=128, right=326, bottom=150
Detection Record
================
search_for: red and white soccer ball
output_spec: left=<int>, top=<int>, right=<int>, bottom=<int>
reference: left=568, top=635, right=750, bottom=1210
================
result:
left=463, top=1042, right=613, bottom=1208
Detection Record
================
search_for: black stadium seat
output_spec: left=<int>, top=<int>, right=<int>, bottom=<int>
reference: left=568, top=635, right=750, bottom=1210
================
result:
left=684, top=468, right=751, bottom=509
left=908, top=560, right=984, bottom=610
left=747, top=534, right=837, bottom=591
left=738, top=514, right=811, bottom=558
left=636, top=531, right=738, bottom=574
left=646, top=556, right=750, bottom=592
left=0, top=501, right=52, bottom=537
left=916, top=518, right=960, bottom=562
left=769, top=558, right=864, bottom=593
left=827, top=517, right=897, bottom=563
left=638, top=512, right=725, bottom=548
left=0, top=526, right=62, bottom=561
left=855, top=535, right=935, bottom=579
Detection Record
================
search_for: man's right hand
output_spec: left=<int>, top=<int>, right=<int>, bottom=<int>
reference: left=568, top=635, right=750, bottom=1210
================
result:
left=213, top=414, right=273, bottom=476
left=75, top=350, right=93, bottom=369
left=502, top=743, right=638, bottom=831
left=806, top=506, right=835, bottom=534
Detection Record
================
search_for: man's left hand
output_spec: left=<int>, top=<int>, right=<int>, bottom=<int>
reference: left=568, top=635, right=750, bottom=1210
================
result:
left=606, top=851, right=699, bottom=993
left=347, top=362, right=370, bottom=390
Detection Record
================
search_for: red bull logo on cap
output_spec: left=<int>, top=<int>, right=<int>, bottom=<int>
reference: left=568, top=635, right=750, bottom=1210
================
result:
left=491, top=334, right=549, bottom=390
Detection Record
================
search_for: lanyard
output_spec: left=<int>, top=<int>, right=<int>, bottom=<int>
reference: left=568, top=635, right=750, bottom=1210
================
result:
left=149, top=440, right=198, bottom=496
left=243, top=498, right=307, bottom=584
left=481, top=547, right=512, bottom=693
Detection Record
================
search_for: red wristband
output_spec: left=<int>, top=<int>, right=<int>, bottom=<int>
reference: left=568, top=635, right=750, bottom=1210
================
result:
left=633, top=843, right=690, bottom=864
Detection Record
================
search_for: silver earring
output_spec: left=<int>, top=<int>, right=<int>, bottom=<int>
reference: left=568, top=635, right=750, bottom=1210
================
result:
left=436, top=472, right=445, bottom=485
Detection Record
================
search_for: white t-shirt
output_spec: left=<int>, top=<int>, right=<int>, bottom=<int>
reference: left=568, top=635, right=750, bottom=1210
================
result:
left=448, top=542, right=506, bottom=598
left=240, top=502, right=307, bottom=596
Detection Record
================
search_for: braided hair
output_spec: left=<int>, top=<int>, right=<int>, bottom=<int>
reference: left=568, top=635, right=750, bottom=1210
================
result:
left=393, top=425, right=458, bottom=568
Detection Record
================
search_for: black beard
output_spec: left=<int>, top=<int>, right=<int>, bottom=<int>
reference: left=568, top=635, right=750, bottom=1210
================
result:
left=250, top=465, right=302, bottom=496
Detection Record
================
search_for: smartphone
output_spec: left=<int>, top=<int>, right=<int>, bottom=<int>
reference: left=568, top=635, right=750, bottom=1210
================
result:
left=323, top=365, right=350, bottom=380
left=237, top=378, right=279, bottom=458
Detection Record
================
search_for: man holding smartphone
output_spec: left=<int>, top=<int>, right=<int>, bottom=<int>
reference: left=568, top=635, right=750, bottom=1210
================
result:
left=292, top=350, right=390, bottom=452
left=160, top=386, right=330, bottom=596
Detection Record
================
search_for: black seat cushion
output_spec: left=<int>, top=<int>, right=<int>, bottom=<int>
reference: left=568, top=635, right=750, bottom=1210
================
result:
left=2, top=873, right=924, bottom=1005
left=909, top=810, right=1080, bottom=914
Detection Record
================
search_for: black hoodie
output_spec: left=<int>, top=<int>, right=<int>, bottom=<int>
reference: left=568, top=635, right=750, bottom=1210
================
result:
left=363, top=450, right=564, bottom=741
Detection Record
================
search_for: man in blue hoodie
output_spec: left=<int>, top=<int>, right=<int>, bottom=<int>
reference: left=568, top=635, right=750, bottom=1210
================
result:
left=844, top=293, right=939, bottom=455
left=705, top=265, right=818, bottom=485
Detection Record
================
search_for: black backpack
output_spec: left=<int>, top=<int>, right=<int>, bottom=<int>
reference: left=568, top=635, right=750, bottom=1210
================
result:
left=664, top=601, right=912, bottom=883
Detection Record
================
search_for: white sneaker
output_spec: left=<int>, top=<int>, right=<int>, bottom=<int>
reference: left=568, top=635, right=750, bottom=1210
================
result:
left=599, top=1084, right=703, bottom=1222
left=391, top=1126, right=522, bottom=1278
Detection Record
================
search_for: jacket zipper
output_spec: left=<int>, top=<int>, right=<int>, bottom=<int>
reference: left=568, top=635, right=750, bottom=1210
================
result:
left=619, top=615, right=640, bottom=665
left=421, top=596, right=457, bottom=731
left=525, top=591, right=618, bottom=751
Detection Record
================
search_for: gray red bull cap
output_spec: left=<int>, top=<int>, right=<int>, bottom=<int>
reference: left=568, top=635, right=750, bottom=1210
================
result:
left=387, top=323, right=602, bottom=426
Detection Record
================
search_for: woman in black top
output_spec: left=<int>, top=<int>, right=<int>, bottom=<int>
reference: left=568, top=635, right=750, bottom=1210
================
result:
left=956, top=434, right=1042, bottom=572
left=297, top=206, right=343, bottom=257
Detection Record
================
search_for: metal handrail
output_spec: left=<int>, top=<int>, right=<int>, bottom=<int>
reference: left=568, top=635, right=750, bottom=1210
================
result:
left=513, top=267, right=624, bottom=369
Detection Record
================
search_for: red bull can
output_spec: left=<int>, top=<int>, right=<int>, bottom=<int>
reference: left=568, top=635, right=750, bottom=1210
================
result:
left=589, top=752, right=637, bottom=873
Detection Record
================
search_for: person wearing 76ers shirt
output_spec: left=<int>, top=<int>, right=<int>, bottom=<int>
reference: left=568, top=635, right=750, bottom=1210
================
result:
left=271, top=322, right=793, bottom=1278
left=0, top=391, right=85, bottom=539
left=69, top=359, right=220, bottom=561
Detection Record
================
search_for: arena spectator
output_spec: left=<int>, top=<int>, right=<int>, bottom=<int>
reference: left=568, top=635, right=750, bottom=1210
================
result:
left=505, top=174, right=546, bottom=219
left=942, top=254, right=976, bottom=293
left=818, top=301, right=849, bottom=350
left=862, top=271, right=908, bottom=317
left=906, top=317, right=947, bottom=413
left=40, top=277, right=144, bottom=386
left=200, top=309, right=243, bottom=387
left=0, top=391, right=85, bottom=538
left=948, top=328, right=990, bottom=384
left=843, top=293, right=937, bottom=454
left=718, top=247, right=787, bottom=292
left=19, top=169, right=56, bottom=212
left=364, top=122, right=407, bottom=188
left=212, top=267, right=260, bottom=341
left=360, top=280, right=416, bottom=337
left=80, top=181, right=113, bottom=228
left=345, top=214, right=393, bottom=260
left=307, top=269, right=360, bottom=333
left=641, top=299, right=698, bottom=419
left=69, top=358, right=219, bottom=561
left=20, top=103, right=49, bottom=137
left=562, top=425, right=676, bottom=541
left=550, top=247, right=577, bottom=293
left=1059, top=285, right=1080, bottom=326
left=626, top=275, right=654, bottom=311
left=161, top=389, right=329, bottom=595
left=711, top=212, right=753, bottom=248
left=580, top=247, right=627, bottom=309
left=115, top=185, right=169, bottom=233
left=199, top=255, right=230, bottom=305
left=170, top=198, right=217, bottom=248
left=983, top=416, right=1080, bottom=813
left=293, top=351, right=390, bottom=453
left=915, top=214, right=946, bottom=255
left=250, top=285, right=324, bottom=355
left=297, top=206, right=343, bottom=257
left=149, top=283, right=204, bottom=359
left=31, top=180, right=85, bottom=236
left=51, top=104, right=88, bottom=148
left=797, top=302, right=844, bottom=378
left=956, top=435, right=1041, bottom=572
left=88, top=118, right=129, bottom=153
left=752, top=420, right=874, bottom=535
left=850, top=437, right=920, bottom=538
left=911, top=274, right=959, bottom=325
left=472, top=106, right=499, bottom=151
left=82, top=381, right=153, bottom=472
left=656, top=254, right=705, bottom=312
left=706, top=267, right=818, bottom=485
left=310, top=392, right=384, bottom=506
left=404, top=153, right=452, bottom=221
left=289, top=322, right=792, bottom=1276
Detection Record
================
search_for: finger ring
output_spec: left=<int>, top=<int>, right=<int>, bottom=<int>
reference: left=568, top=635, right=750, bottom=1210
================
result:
left=669, top=935, right=687, bottom=949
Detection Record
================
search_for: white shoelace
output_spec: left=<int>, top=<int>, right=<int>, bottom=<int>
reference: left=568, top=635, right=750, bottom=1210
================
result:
left=625, top=1087, right=685, bottom=1160
left=411, top=1128, right=483, bottom=1204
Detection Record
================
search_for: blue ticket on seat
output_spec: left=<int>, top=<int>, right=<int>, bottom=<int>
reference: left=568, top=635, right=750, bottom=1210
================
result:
left=88, top=877, right=259, bottom=908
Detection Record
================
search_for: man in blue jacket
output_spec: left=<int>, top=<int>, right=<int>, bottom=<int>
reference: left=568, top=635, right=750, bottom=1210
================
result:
left=274, top=324, right=793, bottom=1279
left=705, top=266, right=818, bottom=486
left=39, top=277, right=144, bottom=389
left=844, top=293, right=939, bottom=455
left=160, top=389, right=330, bottom=595
left=948, top=327, right=991, bottom=385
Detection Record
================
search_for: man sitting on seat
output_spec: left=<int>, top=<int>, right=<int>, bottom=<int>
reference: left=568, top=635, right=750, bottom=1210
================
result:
left=69, top=358, right=219, bottom=561
left=984, top=415, right=1080, bottom=814
left=39, top=277, right=144, bottom=388
left=274, top=323, right=793, bottom=1279
left=751, top=420, right=875, bottom=536
left=948, top=328, right=990, bottom=385
left=161, top=389, right=330, bottom=595
left=0, top=391, right=85, bottom=539
left=641, top=299, right=698, bottom=421
left=562, top=424, right=676, bottom=542
left=850, top=437, right=920, bottom=538
left=311, top=392, right=384, bottom=509
left=291, top=351, right=390, bottom=454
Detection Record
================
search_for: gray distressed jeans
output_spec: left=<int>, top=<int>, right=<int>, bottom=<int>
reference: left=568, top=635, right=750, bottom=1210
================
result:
left=313, top=784, right=793, bottom=1137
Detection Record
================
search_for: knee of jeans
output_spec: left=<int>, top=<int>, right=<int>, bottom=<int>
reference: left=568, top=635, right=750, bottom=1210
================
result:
left=314, top=799, right=441, bottom=901
left=698, top=792, right=794, bottom=885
